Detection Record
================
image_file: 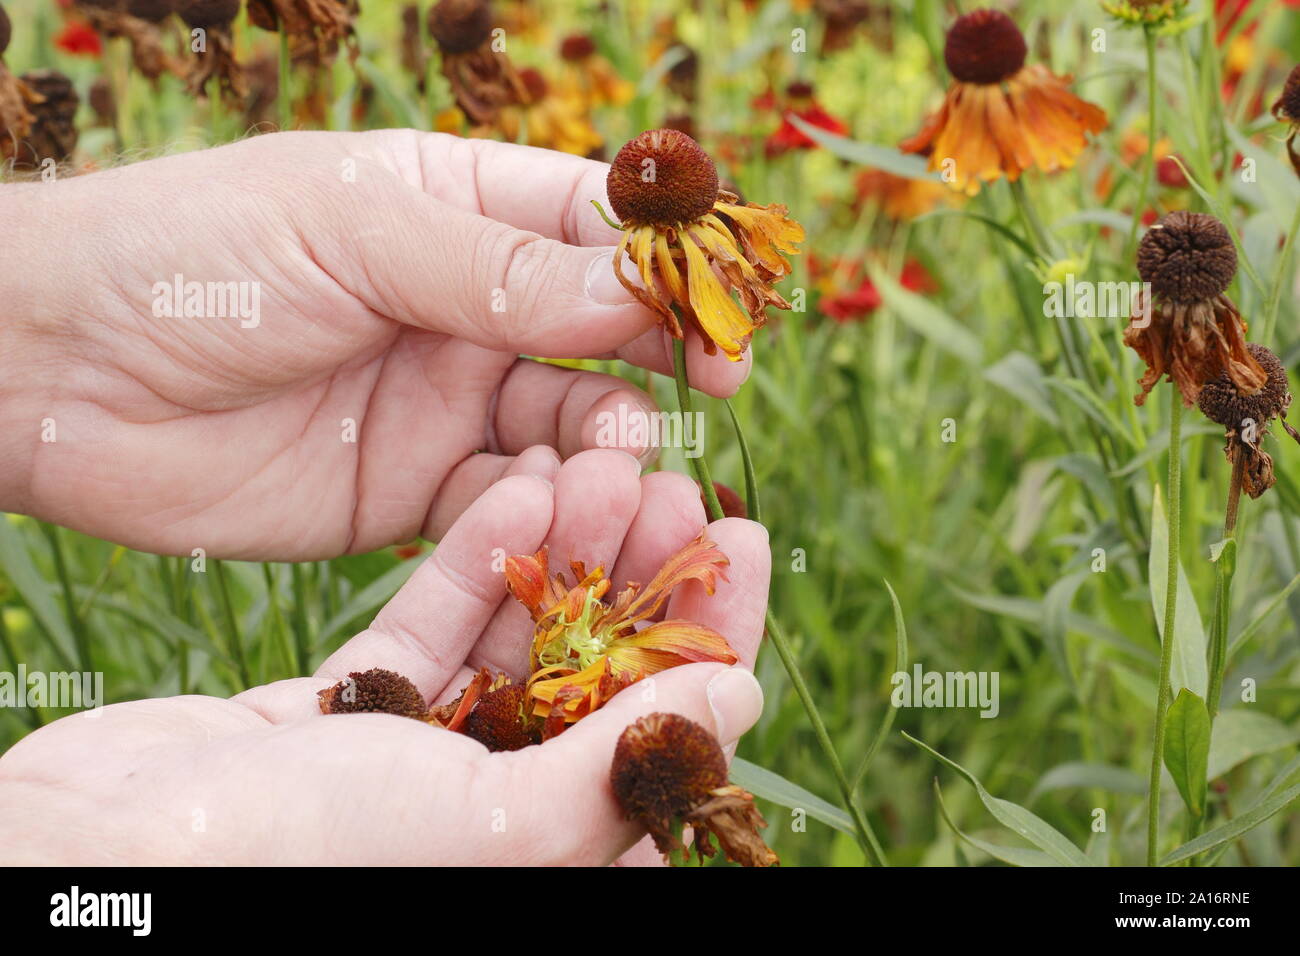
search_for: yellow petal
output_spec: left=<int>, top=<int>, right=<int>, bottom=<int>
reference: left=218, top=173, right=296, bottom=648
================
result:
left=681, top=236, right=756, bottom=361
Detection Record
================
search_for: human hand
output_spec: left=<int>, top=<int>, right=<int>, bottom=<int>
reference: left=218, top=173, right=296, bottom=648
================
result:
left=0, top=130, right=750, bottom=559
left=0, top=450, right=769, bottom=865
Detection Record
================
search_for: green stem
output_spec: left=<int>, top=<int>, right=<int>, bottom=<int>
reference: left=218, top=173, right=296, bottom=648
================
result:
left=1147, top=396, right=1183, bottom=866
left=671, top=331, right=885, bottom=865
left=1124, top=27, right=1159, bottom=264
left=673, top=338, right=725, bottom=519
left=1206, top=452, right=1244, bottom=721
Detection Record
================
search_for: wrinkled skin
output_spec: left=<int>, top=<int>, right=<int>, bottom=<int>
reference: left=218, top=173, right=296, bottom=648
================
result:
left=0, top=451, right=770, bottom=865
left=0, top=130, right=750, bottom=559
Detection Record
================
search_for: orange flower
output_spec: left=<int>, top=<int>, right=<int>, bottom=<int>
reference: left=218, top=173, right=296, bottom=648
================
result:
left=900, top=9, right=1107, bottom=196
left=604, top=129, right=805, bottom=360
left=505, top=531, right=738, bottom=726
left=854, top=167, right=953, bottom=220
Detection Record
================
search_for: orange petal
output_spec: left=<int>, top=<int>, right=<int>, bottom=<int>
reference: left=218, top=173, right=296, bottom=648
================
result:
left=682, top=236, right=756, bottom=361
left=622, top=530, right=729, bottom=624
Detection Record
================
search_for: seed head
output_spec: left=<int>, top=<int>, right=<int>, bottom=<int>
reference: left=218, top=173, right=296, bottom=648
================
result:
left=428, top=0, right=492, bottom=55
left=318, top=668, right=429, bottom=719
left=944, top=9, right=1027, bottom=85
left=610, top=712, right=728, bottom=827
left=175, top=0, right=239, bottom=28
left=460, top=683, right=540, bottom=752
left=1198, top=343, right=1292, bottom=429
left=607, top=129, right=720, bottom=227
left=1137, top=211, right=1237, bottom=304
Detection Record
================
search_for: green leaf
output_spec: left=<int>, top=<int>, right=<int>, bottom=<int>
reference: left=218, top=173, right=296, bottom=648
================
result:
left=729, top=757, right=855, bottom=837
left=785, top=117, right=937, bottom=179
left=0, top=518, right=77, bottom=669
left=852, top=580, right=908, bottom=789
left=904, top=733, right=1094, bottom=866
left=1028, top=762, right=1147, bottom=803
left=868, top=264, right=984, bottom=365
left=313, top=558, right=421, bottom=652
left=984, top=352, right=1061, bottom=427
left=1160, top=781, right=1300, bottom=866
left=1149, top=485, right=1207, bottom=697
left=932, top=780, right=1055, bottom=866
left=1164, top=689, right=1211, bottom=817
left=1207, top=711, right=1300, bottom=781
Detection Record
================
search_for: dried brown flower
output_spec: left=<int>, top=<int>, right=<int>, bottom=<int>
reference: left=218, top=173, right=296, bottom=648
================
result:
left=318, top=668, right=430, bottom=719
left=176, top=0, right=247, bottom=103
left=429, top=0, right=527, bottom=126
left=1198, top=343, right=1300, bottom=499
left=1123, top=212, right=1266, bottom=407
left=610, top=712, right=778, bottom=867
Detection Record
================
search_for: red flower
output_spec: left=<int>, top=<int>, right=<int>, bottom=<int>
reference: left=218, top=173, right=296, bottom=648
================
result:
left=55, top=21, right=101, bottom=57
left=821, top=278, right=882, bottom=322
left=765, top=81, right=847, bottom=157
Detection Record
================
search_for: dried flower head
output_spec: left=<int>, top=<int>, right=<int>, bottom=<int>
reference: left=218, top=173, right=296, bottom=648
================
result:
left=506, top=530, right=738, bottom=728
left=604, top=128, right=804, bottom=360
left=0, top=4, right=10, bottom=56
left=79, top=0, right=182, bottom=83
left=1272, top=64, right=1300, bottom=176
left=1124, top=212, right=1266, bottom=407
left=900, top=8, right=1107, bottom=195
left=429, top=0, right=527, bottom=126
left=1198, top=343, right=1300, bottom=498
left=1137, top=210, right=1237, bottom=304
left=459, top=682, right=542, bottom=752
left=9, top=70, right=79, bottom=170
left=176, top=0, right=246, bottom=103
left=0, top=10, right=40, bottom=164
left=611, top=712, right=778, bottom=867
left=318, top=668, right=430, bottom=719
left=246, top=0, right=358, bottom=66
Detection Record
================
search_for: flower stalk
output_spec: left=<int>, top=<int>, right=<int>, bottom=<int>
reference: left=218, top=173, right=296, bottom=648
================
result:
left=1147, top=395, right=1182, bottom=866
left=670, top=325, right=886, bottom=866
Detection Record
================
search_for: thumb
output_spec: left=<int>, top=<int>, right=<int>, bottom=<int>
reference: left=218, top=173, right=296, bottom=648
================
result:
left=487, top=662, right=764, bottom=865
left=295, top=168, right=654, bottom=357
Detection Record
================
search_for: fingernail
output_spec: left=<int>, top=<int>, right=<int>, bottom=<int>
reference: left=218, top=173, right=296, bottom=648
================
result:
left=706, top=667, right=763, bottom=746
left=584, top=250, right=634, bottom=306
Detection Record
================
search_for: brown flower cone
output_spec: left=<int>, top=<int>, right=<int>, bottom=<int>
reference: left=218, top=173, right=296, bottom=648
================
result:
left=247, top=0, right=357, bottom=65
left=11, top=70, right=79, bottom=169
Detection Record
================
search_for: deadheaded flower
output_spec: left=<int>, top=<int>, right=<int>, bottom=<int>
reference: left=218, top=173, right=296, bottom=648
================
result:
left=428, top=0, right=528, bottom=127
left=611, top=712, right=778, bottom=867
left=1198, top=343, right=1300, bottom=499
left=1272, top=63, right=1300, bottom=177
left=75, top=0, right=183, bottom=83
left=505, top=530, right=738, bottom=727
left=604, top=128, right=805, bottom=361
left=320, top=666, right=542, bottom=751
left=900, top=9, right=1107, bottom=195
left=1123, top=211, right=1266, bottom=407
left=318, top=667, right=432, bottom=720
left=11, top=70, right=79, bottom=171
